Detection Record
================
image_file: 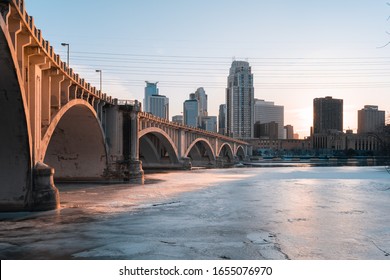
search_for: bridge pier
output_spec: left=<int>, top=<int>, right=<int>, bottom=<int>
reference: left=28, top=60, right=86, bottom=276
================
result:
left=32, top=162, right=60, bottom=211
left=127, top=160, right=144, bottom=184
left=216, top=156, right=234, bottom=168
left=105, top=100, right=144, bottom=184
left=180, top=157, right=192, bottom=170
left=128, top=102, right=144, bottom=184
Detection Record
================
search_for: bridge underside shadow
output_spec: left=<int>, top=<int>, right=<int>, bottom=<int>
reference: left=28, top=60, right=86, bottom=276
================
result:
left=44, top=104, right=107, bottom=181
left=236, top=146, right=246, bottom=161
left=0, top=25, right=31, bottom=210
left=217, top=144, right=235, bottom=167
left=139, top=132, right=180, bottom=169
left=186, top=140, right=216, bottom=168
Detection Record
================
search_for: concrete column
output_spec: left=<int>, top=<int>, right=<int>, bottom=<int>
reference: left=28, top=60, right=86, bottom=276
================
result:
left=98, top=101, right=105, bottom=123
left=50, top=72, right=65, bottom=113
left=177, top=129, right=184, bottom=158
left=130, top=111, right=138, bottom=161
left=216, top=156, right=225, bottom=168
left=177, top=128, right=192, bottom=169
left=77, top=87, right=84, bottom=99
left=246, top=145, right=252, bottom=159
left=100, top=102, right=107, bottom=133
left=93, top=97, right=100, bottom=113
left=128, top=101, right=144, bottom=184
left=1, top=4, right=10, bottom=26
left=105, top=105, right=122, bottom=160
left=67, top=84, right=78, bottom=105
left=8, top=15, right=22, bottom=49
left=40, top=64, right=53, bottom=128
left=102, top=105, right=122, bottom=181
left=26, top=49, right=47, bottom=162
left=82, top=90, right=90, bottom=101
left=60, top=79, right=71, bottom=106
left=25, top=51, right=60, bottom=211
left=16, top=32, right=31, bottom=90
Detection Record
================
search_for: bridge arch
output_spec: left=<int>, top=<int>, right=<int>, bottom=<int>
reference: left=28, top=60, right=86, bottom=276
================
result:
left=185, top=138, right=216, bottom=166
left=235, top=145, right=246, bottom=161
left=139, top=127, right=180, bottom=168
left=218, top=143, right=234, bottom=162
left=42, top=99, right=108, bottom=180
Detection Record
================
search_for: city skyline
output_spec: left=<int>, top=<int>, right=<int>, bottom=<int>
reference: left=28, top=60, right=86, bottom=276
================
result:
left=26, top=0, right=390, bottom=137
left=2, top=0, right=390, bottom=267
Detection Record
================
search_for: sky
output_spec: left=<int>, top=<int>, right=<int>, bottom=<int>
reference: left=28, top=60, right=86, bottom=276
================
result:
left=26, top=0, right=390, bottom=138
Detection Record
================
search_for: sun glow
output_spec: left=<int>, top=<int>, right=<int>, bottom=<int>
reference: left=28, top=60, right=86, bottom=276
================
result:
left=285, top=106, right=313, bottom=138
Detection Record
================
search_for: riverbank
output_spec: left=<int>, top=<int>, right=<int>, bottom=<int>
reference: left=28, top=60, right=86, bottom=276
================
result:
left=247, top=155, right=389, bottom=166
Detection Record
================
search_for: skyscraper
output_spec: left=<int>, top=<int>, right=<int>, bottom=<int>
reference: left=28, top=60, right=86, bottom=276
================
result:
left=358, top=105, right=385, bottom=134
left=284, top=125, right=294, bottom=139
left=183, top=96, right=199, bottom=127
left=149, top=94, right=169, bottom=119
left=218, top=104, right=227, bottom=135
left=313, top=96, right=343, bottom=134
left=226, top=61, right=254, bottom=139
left=192, top=87, right=210, bottom=128
left=144, top=81, right=169, bottom=119
left=254, top=99, right=284, bottom=139
left=194, top=87, right=208, bottom=117
left=172, top=115, right=184, bottom=124
left=144, top=81, right=159, bottom=113
left=201, top=116, right=217, bottom=133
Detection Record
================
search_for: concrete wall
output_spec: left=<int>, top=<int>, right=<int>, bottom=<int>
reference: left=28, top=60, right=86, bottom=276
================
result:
left=0, top=18, right=32, bottom=210
left=44, top=104, right=107, bottom=181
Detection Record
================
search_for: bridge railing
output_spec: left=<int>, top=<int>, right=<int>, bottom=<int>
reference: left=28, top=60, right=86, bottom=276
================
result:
left=116, top=100, right=135, bottom=106
left=139, top=111, right=248, bottom=145
left=5, top=0, right=113, bottom=105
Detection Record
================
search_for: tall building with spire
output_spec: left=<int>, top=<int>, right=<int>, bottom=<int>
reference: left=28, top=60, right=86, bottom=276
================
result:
left=144, top=81, right=159, bottom=113
left=226, top=61, right=254, bottom=139
left=194, top=87, right=208, bottom=118
left=144, top=81, right=169, bottom=119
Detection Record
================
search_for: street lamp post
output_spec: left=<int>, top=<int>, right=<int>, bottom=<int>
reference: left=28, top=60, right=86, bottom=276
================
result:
left=61, top=43, right=69, bottom=67
left=96, top=69, right=102, bottom=92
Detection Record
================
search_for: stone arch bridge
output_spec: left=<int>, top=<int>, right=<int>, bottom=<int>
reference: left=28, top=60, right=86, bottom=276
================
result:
left=103, top=100, right=249, bottom=182
left=138, top=111, right=248, bottom=168
left=0, top=0, right=250, bottom=211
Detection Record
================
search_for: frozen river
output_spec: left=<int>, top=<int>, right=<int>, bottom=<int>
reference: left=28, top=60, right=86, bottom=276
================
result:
left=0, top=166, right=389, bottom=260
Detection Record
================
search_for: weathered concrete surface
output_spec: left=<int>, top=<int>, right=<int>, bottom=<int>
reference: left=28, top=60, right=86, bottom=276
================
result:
left=44, top=103, right=107, bottom=181
left=0, top=13, right=32, bottom=211
left=32, top=162, right=59, bottom=211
